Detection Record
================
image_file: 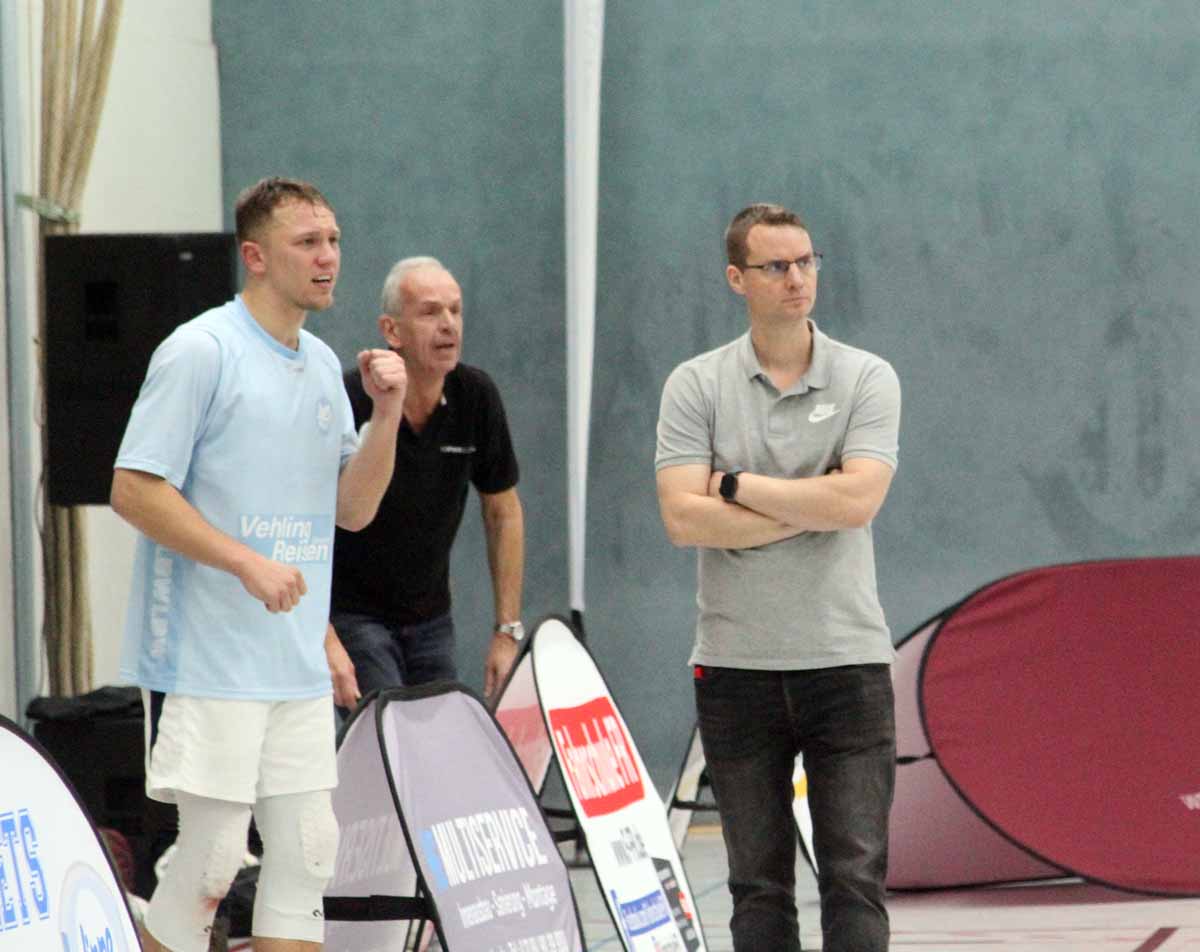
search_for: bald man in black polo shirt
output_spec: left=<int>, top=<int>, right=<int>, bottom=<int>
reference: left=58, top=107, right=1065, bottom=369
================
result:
left=325, top=256, right=524, bottom=707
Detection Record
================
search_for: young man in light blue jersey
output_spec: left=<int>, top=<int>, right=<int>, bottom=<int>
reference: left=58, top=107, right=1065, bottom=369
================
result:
left=656, top=203, right=901, bottom=952
left=112, top=177, right=407, bottom=952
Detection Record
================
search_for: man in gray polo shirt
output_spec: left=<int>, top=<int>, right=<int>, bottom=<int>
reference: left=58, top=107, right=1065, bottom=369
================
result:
left=655, top=203, right=900, bottom=952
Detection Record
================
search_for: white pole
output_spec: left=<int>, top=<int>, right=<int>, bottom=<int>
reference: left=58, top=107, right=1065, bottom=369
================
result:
left=564, top=0, right=604, bottom=624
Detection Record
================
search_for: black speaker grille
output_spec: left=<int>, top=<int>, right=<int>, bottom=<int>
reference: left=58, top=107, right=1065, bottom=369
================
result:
left=43, top=233, right=237, bottom=505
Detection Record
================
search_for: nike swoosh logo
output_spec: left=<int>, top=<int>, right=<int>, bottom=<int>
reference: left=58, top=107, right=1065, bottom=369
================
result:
left=808, top=406, right=838, bottom=423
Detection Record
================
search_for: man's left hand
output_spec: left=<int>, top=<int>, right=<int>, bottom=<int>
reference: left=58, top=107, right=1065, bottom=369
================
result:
left=484, top=632, right=520, bottom=702
left=325, top=624, right=362, bottom=710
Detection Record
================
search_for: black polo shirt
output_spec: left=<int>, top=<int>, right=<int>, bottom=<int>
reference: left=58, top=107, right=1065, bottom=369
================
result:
left=330, top=362, right=519, bottom=624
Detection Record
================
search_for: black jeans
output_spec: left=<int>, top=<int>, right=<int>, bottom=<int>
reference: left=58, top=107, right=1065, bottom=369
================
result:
left=694, top=664, right=896, bottom=952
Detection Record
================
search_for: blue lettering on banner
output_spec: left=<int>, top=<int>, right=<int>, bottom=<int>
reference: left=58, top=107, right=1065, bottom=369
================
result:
left=615, top=887, right=673, bottom=937
left=0, top=811, right=24, bottom=930
left=57, top=861, right=130, bottom=952
left=21, top=812, right=50, bottom=920
left=420, top=829, right=450, bottom=889
left=77, top=924, right=115, bottom=952
left=0, top=808, right=50, bottom=931
left=422, top=809, right=550, bottom=889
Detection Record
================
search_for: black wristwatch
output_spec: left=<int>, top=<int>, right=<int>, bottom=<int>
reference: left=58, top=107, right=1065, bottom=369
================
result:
left=719, top=470, right=742, bottom=503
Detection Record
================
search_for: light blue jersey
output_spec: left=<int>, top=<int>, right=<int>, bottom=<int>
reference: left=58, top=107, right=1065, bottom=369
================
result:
left=117, top=296, right=359, bottom=700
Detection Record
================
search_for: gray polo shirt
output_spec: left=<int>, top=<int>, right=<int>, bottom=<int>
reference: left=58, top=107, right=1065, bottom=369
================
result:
left=655, top=321, right=900, bottom=671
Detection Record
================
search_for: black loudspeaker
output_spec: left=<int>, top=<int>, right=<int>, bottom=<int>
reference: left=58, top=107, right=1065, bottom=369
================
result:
left=29, top=688, right=178, bottom=897
left=43, top=233, right=237, bottom=505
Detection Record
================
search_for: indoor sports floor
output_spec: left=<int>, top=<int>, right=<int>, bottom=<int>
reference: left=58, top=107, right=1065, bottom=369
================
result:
left=566, top=821, right=1200, bottom=951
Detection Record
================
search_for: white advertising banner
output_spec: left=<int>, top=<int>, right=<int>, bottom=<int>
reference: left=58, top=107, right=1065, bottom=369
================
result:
left=531, top=619, right=705, bottom=951
left=0, top=716, right=140, bottom=952
left=665, top=726, right=708, bottom=849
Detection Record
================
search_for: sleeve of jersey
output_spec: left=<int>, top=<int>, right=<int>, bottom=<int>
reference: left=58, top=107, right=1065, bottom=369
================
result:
left=841, top=359, right=901, bottom=470
left=655, top=363, right=713, bottom=471
left=336, top=377, right=361, bottom=470
left=471, top=372, right=519, bottom=493
left=113, top=326, right=222, bottom=490
left=341, top=367, right=372, bottom=430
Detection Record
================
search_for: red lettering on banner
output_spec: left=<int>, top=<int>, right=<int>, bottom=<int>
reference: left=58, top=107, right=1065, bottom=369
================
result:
left=548, top=696, right=644, bottom=817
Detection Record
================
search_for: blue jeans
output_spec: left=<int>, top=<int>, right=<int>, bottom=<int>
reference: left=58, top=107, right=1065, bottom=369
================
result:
left=694, top=664, right=896, bottom=952
left=330, top=611, right=457, bottom=710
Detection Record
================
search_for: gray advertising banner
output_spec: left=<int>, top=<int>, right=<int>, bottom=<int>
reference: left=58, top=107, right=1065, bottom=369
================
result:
left=326, top=697, right=421, bottom=952
left=328, top=684, right=584, bottom=951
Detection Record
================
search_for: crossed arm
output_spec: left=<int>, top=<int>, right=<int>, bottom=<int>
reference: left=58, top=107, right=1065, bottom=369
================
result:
left=656, top=456, right=895, bottom=550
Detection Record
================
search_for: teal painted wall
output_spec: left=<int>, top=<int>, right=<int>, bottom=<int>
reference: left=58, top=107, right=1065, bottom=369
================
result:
left=213, top=2, right=1200, bottom=787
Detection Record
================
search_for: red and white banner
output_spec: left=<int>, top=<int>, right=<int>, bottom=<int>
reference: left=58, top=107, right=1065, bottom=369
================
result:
left=889, top=557, right=1200, bottom=896
left=549, top=696, right=644, bottom=818
left=529, top=618, right=705, bottom=951
left=494, top=650, right=555, bottom=794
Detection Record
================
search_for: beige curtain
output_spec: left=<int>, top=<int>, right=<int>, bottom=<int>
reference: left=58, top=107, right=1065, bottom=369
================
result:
left=37, top=0, right=123, bottom=696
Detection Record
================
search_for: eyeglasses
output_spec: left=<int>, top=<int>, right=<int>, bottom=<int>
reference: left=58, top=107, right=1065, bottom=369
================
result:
left=742, top=253, right=823, bottom=277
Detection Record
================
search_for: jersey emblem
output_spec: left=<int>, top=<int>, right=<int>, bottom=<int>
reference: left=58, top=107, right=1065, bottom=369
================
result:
left=316, top=398, right=333, bottom=432
left=808, top=402, right=839, bottom=423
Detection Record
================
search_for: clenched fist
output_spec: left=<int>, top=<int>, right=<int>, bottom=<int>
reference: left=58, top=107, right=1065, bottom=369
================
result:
left=357, top=347, right=406, bottom=417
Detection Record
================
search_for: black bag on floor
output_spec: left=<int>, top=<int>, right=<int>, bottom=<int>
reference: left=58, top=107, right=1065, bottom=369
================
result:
left=216, top=864, right=259, bottom=939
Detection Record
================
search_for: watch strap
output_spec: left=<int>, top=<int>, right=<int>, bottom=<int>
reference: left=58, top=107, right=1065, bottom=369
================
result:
left=495, top=620, right=525, bottom=641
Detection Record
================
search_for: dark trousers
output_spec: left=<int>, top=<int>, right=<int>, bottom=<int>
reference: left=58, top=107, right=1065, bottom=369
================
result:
left=694, top=664, right=896, bottom=952
left=330, top=610, right=457, bottom=712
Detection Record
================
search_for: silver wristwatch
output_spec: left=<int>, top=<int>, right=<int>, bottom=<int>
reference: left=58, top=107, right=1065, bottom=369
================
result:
left=495, top=620, right=525, bottom=642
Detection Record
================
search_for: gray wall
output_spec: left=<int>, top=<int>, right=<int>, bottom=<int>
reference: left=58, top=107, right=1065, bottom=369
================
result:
left=213, top=2, right=1200, bottom=788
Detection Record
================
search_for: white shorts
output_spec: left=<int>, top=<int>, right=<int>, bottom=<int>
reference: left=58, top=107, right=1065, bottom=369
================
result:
left=143, top=691, right=337, bottom=804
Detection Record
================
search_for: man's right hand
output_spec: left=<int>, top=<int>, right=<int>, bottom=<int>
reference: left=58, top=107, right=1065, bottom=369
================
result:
left=236, top=552, right=307, bottom=612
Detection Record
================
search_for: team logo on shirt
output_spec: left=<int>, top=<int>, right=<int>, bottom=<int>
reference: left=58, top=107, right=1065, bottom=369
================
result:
left=316, top=398, right=333, bottom=433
